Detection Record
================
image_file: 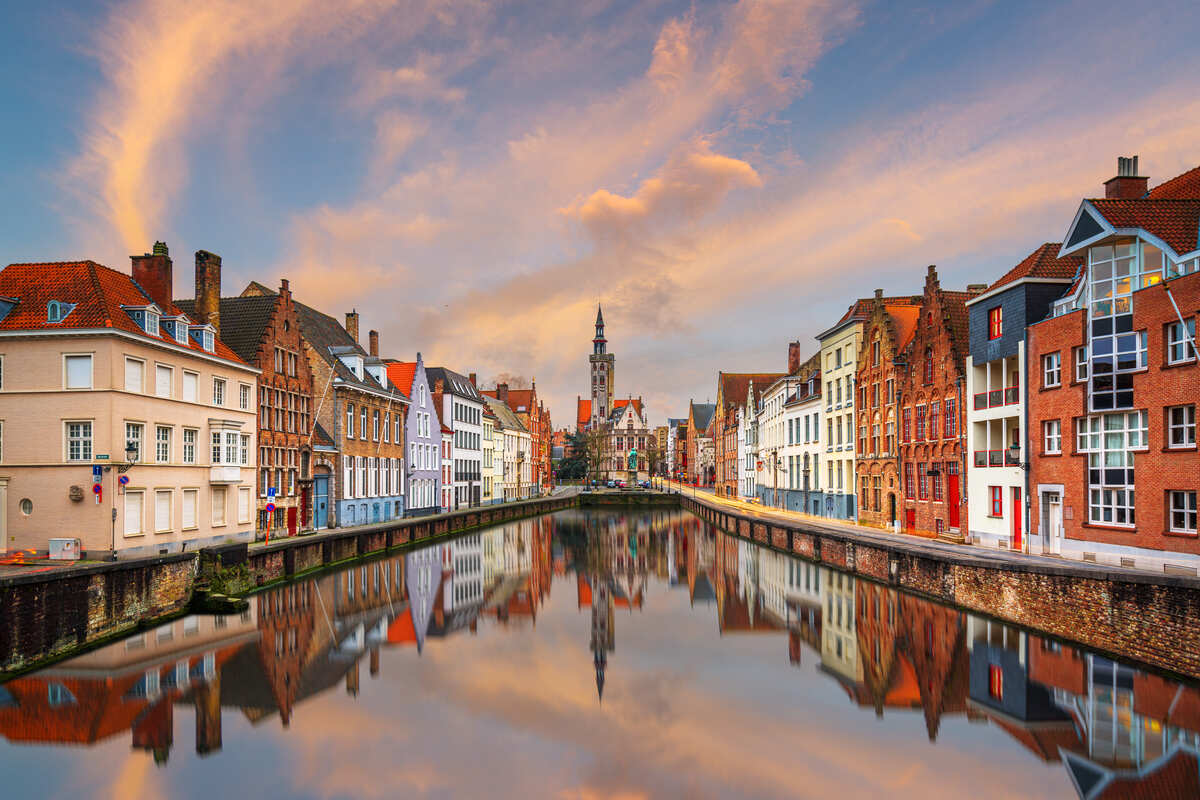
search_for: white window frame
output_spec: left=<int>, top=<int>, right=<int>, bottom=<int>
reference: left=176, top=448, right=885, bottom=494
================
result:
left=155, top=425, right=172, bottom=463
left=1042, top=352, right=1061, bottom=388
left=1168, top=405, right=1196, bottom=448
left=154, top=489, right=173, bottom=533
left=124, top=489, right=145, bottom=537
left=65, top=420, right=93, bottom=462
left=182, top=371, right=198, bottom=402
left=211, top=486, right=227, bottom=527
left=212, top=378, right=226, bottom=406
left=238, top=486, right=252, bottom=525
left=1170, top=490, right=1197, bottom=534
left=240, top=434, right=250, bottom=465
left=182, top=488, right=198, bottom=530
left=65, top=353, right=93, bottom=390
left=1043, top=419, right=1061, bottom=455
left=155, top=363, right=173, bottom=398
left=126, top=422, right=144, bottom=462
left=124, top=356, right=144, bottom=393
left=182, top=428, right=197, bottom=464
left=1167, top=319, right=1197, bottom=365
left=1074, top=346, right=1088, bottom=382
left=239, top=383, right=252, bottom=411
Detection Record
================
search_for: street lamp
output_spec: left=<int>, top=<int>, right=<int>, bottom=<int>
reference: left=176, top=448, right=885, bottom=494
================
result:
left=117, top=440, right=138, bottom=474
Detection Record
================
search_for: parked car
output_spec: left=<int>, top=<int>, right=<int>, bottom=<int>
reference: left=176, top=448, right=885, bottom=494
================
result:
left=606, top=480, right=616, bottom=488
left=638, top=480, right=650, bottom=489
left=617, top=480, right=627, bottom=489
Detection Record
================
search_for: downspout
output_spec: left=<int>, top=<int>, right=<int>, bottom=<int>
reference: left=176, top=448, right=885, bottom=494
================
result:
left=1022, top=337, right=1031, bottom=555
left=957, top=373, right=965, bottom=540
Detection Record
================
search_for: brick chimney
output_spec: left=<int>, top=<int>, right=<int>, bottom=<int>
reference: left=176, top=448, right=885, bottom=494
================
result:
left=1105, top=155, right=1148, bottom=199
left=194, top=250, right=222, bottom=334
left=468, top=372, right=477, bottom=387
left=345, top=310, right=359, bottom=342
left=279, top=278, right=290, bottom=298
left=874, top=288, right=883, bottom=300
left=787, top=341, right=802, bottom=375
left=131, top=241, right=173, bottom=309
left=368, top=329, right=379, bottom=357
left=497, top=382, right=509, bottom=403
left=967, top=283, right=988, bottom=296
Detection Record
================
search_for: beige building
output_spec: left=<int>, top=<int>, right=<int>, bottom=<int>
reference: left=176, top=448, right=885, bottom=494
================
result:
left=0, top=250, right=258, bottom=558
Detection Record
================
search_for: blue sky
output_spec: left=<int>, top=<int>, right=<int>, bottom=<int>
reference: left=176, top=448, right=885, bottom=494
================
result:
left=2, top=0, right=1199, bottom=425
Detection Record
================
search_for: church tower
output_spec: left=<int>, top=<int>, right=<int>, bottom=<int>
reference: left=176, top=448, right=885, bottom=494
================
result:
left=589, top=304, right=615, bottom=429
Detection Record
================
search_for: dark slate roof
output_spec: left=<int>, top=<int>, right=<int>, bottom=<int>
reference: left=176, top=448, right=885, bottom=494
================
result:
left=311, top=420, right=335, bottom=448
left=690, top=402, right=716, bottom=431
left=290, top=301, right=406, bottom=400
left=175, top=294, right=278, bottom=364
left=484, top=395, right=526, bottom=432
left=425, top=366, right=482, bottom=401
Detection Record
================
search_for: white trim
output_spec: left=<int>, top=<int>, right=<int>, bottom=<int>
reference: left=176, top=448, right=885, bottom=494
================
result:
left=0, top=328, right=259, bottom=374
left=331, top=378, right=411, bottom=405
left=1059, top=200, right=1196, bottom=262
left=964, top=277, right=1074, bottom=307
left=1058, top=201, right=1116, bottom=257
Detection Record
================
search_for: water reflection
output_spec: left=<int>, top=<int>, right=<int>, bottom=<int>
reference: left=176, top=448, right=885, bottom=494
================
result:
left=1, top=509, right=1197, bottom=798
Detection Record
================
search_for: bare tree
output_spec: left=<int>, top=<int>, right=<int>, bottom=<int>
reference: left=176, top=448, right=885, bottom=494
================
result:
left=583, top=428, right=610, bottom=485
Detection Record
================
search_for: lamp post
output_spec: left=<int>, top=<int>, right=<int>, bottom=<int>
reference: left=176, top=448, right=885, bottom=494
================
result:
left=109, top=440, right=139, bottom=560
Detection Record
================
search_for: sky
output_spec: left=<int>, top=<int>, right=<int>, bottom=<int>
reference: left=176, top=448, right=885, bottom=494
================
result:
left=2, top=0, right=1200, bottom=428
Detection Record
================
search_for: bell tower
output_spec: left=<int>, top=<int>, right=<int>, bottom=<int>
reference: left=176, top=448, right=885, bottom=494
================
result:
left=589, top=304, right=615, bottom=429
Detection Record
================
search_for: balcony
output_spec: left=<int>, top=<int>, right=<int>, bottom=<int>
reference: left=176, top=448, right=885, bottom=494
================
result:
left=210, top=465, right=243, bottom=484
left=972, top=449, right=1020, bottom=467
left=973, top=388, right=1020, bottom=410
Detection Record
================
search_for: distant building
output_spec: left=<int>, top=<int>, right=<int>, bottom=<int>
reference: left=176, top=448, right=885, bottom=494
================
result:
left=685, top=401, right=716, bottom=485
left=426, top=367, right=484, bottom=509
left=714, top=371, right=785, bottom=497
left=385, top=353, right=441, bottom=517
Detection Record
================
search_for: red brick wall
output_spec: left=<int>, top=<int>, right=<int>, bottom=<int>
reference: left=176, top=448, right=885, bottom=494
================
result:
left=856, top=302, right=905, bottom=528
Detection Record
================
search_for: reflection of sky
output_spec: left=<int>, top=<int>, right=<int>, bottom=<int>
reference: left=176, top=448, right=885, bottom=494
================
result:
left=1, top=537, right=1075, bottom=797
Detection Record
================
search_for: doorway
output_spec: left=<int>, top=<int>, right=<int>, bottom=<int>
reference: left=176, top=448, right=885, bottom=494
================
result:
left=1041, top=490, right=1062, bottom=555
left=1011, top=487, right=1022, bottom=551
left=314, top=475, right=329, bottom=530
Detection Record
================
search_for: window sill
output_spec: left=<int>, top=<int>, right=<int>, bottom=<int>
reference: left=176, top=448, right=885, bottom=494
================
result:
left=1080, top=522, right=1136, bottom=533
left=1163, top=445, right=1198, bottom=453
left=1162, top=359, right=1198, bottom=371
left=1165, top=528, right=1199, bottom=538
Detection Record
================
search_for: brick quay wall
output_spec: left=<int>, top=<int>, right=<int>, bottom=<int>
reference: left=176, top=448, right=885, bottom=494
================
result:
left=681, top=494, right=1200, bottom=681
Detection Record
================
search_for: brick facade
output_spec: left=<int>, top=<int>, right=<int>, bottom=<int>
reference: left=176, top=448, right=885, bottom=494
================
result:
left=898, top=267, right=973, bottom=540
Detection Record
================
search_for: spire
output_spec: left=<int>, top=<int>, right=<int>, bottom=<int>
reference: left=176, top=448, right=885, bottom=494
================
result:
left=596, top=304, right=604, bottom=326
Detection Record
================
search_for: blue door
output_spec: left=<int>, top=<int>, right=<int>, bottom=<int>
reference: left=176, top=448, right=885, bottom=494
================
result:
left=314, top=475, right=329, bottom=530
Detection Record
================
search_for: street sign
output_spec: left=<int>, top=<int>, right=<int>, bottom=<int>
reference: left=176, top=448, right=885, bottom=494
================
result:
left=92, top=483, right=102, bottom=504
left=92, top=465, right=103, bottom=479
left=265, top=502, right=276, bottom=513
left=118, top=475, right=129, bottom=486
left=96, top=454, right=110, bottom=460
left=267, top=487, right=277, bottom=498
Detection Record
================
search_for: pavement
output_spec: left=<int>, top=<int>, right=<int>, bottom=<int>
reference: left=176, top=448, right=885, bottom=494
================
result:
left=661, top=480, right=1178, bottom=581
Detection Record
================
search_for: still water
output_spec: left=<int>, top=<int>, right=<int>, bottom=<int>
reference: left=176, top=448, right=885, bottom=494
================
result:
left=1, top=509, right=1197, bottom=799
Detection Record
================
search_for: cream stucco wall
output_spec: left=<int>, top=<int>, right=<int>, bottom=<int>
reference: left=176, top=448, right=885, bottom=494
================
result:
left=0, top=333, right=257, bottom=557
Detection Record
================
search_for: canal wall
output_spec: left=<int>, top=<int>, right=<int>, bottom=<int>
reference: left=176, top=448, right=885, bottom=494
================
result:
left=0, top=492, right=576, bottom=675
left=681, top=495, right=1200, bottom=681
left=0, top=554, right=196, bottom=675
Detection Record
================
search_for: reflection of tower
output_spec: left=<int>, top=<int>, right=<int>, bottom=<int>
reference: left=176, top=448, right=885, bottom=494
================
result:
left=589, top=305, right=615, bottom=428
left=194, top=672, right=222, bottom=756
left=591, top=578, right=613, bottom=701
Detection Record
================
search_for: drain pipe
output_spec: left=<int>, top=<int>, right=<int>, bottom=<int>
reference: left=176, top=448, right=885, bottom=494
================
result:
left=1163, top=282, right=1198, bottom=355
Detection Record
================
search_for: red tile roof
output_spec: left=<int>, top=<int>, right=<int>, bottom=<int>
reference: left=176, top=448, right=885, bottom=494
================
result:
left=0, top=261, right=246, bottom=364
left=1088, top=199, right=1200, bottom=256
left=612, top=397, right=642, bottom=415
left=576, top=398, right=591, bottom=427
left=718, top=372, right=786, bottom=410
left=1147, top=165, right=1200, bottom=199
left=385, top=361, right=417, bottom=396
left=986, top=243, right=1084, bottom=293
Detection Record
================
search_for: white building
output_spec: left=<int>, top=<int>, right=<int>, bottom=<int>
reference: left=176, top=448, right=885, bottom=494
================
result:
left=816, top=302, right=873, bottom=520
left=426, top=367, right=484, bottom=509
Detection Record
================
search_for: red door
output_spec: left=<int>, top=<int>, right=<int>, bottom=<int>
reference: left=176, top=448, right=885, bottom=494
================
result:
left=1011, top=487, right=1022, bottom=550
left=947, top=472, right=960, bottom=528
left=905, top=509, right=916, bottom=531
left=300, top=486, right=310, bottom=527
left=287, top=506, right=298, bottom=537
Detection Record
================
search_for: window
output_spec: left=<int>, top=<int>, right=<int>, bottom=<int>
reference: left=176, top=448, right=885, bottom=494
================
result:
left=902, top=408, right=911, bottom=442
left=155, top=425, right=171, bottom=463
left=918, top=464, right=928, bottom=500
left=1042, top=352, right=1061, bottom=387
left=182, top=489, right=198, bottom=529
left=154, top=490, right=172, bottom=533
left=124, top=490, right=144, bottom=536
left=929, top=403, right=940, bottom=440
left=944, top=398, right=956, bottom=437
left=988, top=664, right=1004, bottom=701
left=1167, top=319, right=1197, bottom=364
left=212, top=378, right=225, bottom=406
left=1168, top=406, right=1196, bottom=448
left=987, top=307, right=1003, bottom=340
left=211, top=486, right=227, bottom=526
left=66, top=421, right=93, bottom=461
left=239, top=383, right=251, bottom=410
left=373, top=410, right=380, bottom=441
left=1089, top=487, right=1135, bottom=527
left=65, top=354, right=93, bottom=389
left=153, top=364, right=172, bottom=398
left=904, top=462, right=915, bottom=499
left=923, top=348, right=933, bottom=384
left=126, top=422, right=144, bottom=462
left=916, top=405, right=927, bottom=440
left=346, top=404, right=355, bottom=438
left=989, top=487, right=1002, bottom=517
left=1075, top=347, right=1089, bottom=382
left=238, top=487, right=252, bottom=524
left=183, top=371, right=198, bottom=402
left=1170, top=491, right=1197, bottom=533
left=182, top=428, right=197, bottom=463
left=240, top=434, right=250, bottom=465
left=361, top=407, right=368, bottom=440
left=1043, top=420, right=1061, bottom=454
left=123, top=357, right=144, bottom=393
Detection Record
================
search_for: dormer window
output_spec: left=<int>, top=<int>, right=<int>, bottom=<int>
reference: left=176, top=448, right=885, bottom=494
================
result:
left=161, top=316, right=189, bottom=345
left=145, top=309, right=160, bottom=335
left=189, top=324, right=216, bottom=353
left=46, top=300, right=76, bottom=324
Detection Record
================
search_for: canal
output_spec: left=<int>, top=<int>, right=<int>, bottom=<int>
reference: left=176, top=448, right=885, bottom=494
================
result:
left=1, top=508, right=1196, bottom=799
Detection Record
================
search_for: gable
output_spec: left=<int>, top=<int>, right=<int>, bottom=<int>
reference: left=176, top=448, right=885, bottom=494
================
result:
left=1063, top=203, right=1109, bottom=251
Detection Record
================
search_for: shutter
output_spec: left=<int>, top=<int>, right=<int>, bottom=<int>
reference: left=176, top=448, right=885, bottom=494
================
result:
left=124, top=358, right=142, bottom=392
left=183, top=372, right=197, bottom=402
left=155, top=490, right=171, bottom=531
left=182, top=490, right=197, bottom=528
left=66, top=355, right=93, bottom=389
left=124, top=491, right=143, bottom=535
left=156, top=365, right=172, bottom=397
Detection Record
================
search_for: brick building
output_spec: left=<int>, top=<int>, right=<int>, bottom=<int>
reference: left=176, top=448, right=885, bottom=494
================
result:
left=1027, top=158, right=1200, bottom=574
left=713, top=371, right=785, bottom=497
left=179, top=276, right=314, bottom=538
left=964, top=244, right=1083, bottom=551
left=854, top=289, right=920, bottom=530
left=483, top=380, right=551, bottom=495
left=685, top=400, right=716, bottom=485
left=897, top=267, right=975, bottom=540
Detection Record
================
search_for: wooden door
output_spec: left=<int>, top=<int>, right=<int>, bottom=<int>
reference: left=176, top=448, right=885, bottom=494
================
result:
left=947, top=472, right=960, bottom=527
left=1011, top=487, right=1021, bottom=550
left=287, top=506, right=298, bottom=536
left=905, top=508, right=916, bottom=531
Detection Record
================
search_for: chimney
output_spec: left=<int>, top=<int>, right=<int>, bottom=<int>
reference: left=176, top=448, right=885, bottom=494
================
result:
left=874, top=288, right=883, bottom=300
left=497, top=382, right=509, bottom=403
left=131, top=241, right=173, bottom=309
left=788, top=341, right=802, bottom=375
left=1105, top=155, right=1148, bottom=199
left=368, top=329, right=379, bottom=357
left=194, top=250, right=222, bottom=334
left=967, top=283, right=988, bottom=296
left=345, top=310, right=359, bottom=342
left=469, top=372, right=477, bottom=387
left=279, top=278, right=290, bottom=298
